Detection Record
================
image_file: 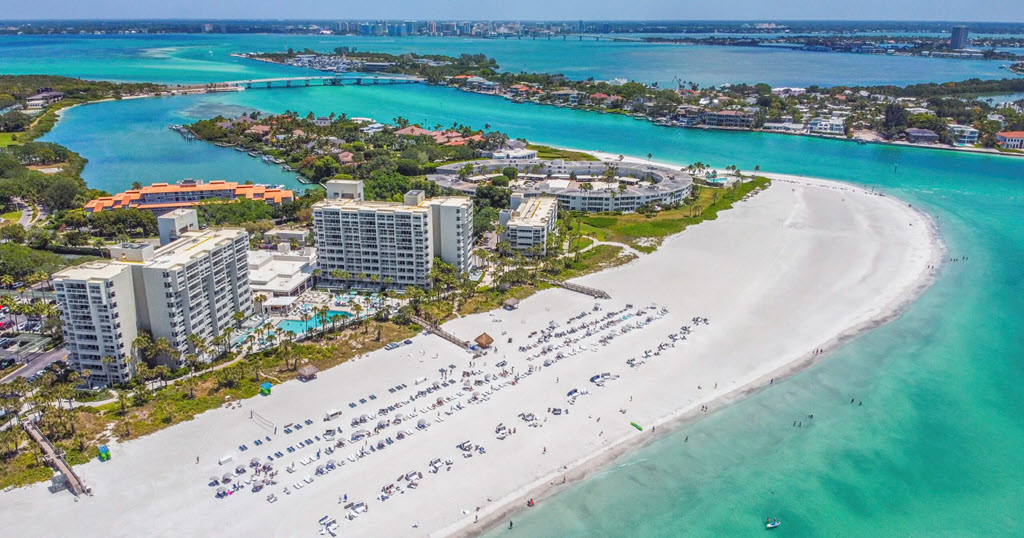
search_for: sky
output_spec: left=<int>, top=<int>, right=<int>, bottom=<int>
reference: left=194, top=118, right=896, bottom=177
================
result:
left=3, top=0, right=1024, bottom=23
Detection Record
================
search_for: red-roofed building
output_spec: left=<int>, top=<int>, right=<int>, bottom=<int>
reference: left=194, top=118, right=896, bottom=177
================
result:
left=245, top=125, right=271, bottom=135
left=996, top=131, right=1024, bottom=149
left=395, top=125, right=438, bottom=137
left=84, top=180, right=295, bottom=215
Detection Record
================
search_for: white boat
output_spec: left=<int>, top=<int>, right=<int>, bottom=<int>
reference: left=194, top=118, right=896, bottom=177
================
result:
left=766, top=519, right=781, bottom=529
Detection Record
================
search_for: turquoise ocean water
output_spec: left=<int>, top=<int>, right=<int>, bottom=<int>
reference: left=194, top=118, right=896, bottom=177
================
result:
left=5, top=35, right=1024, bottom=536
left=0, top=33, right=1011, bottom=87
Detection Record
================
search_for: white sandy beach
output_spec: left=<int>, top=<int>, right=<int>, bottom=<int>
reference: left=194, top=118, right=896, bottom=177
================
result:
left=0, top=171, right=941, bottom=538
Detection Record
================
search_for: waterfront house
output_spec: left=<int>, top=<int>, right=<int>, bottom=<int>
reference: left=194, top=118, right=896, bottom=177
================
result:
left=550, top=89, right=581, bottom=105
left=762, top=122, right=807, bottom=134
left=986, top=114, right=1005, bottom=128
left=904, top=128, right=940, bottom=144
left=314, top=117, right=331, bottom=127
left=25, top=88, right=64, bottom=109
left=947, top=125, right=979, bottom=146
left=808, top=117, right=846, bottom=135
left=996, top=131, right=1024, bottom=149
left=701, top=110, right=755, bottom=129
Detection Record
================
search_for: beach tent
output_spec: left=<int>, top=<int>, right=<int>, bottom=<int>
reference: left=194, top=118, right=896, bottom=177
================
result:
left=589, top=375, right=601, bottom=383
left=567, top=389, right=579, bottom=397
left=260, top=382, right=273, bottom=395
left=97, top=445, right=111, bottom=461
left=474, top=333, right=495, bottom=348
left=298, top=365, right=319, bottom=381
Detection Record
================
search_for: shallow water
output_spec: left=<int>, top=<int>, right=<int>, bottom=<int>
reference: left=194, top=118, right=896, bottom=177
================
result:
left=0, top=33, right=1010, bottom=87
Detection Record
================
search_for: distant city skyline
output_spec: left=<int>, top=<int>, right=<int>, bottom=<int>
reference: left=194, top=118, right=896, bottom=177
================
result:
left=3, top=1, right=1024, bottom=23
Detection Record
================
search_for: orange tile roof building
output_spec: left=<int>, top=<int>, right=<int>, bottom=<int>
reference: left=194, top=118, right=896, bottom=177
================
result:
left=84, top=180, right=295, bottom=215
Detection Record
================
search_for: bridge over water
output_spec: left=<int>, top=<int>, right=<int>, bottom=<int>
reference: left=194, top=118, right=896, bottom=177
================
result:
left=169, top=74, right=425, bottom=93
left=222, top=74, right=425, bottom=89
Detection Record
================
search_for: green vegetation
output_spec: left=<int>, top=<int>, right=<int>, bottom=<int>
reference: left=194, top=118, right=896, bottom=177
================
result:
left=572, top=176, right=772, bottom=251
left=0, top=133, right=20, bottom=147
left=557, top=245, right=633, bottom=279
left=1, top=209, right=21, bottom=223
left=527, top=144, right=601, bottom=161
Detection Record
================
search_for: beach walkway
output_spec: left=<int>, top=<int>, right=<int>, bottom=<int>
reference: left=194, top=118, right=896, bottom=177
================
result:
left=410, top=315, right=472, bottom=350
left=540, top=278, right=612, bottom=299
left=22, top=420, right=86, bottom=496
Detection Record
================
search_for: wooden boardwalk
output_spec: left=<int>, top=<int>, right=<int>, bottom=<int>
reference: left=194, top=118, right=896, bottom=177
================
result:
left=410, top=315, right=472, bottom=350
left=540, top=278, right=611, bottom=299
left=23, top=420, right=87, bottom=496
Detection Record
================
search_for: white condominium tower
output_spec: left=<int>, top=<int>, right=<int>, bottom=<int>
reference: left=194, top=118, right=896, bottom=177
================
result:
left=53, top=229, right=253, bottom=385
left=52, top=263, right=139, bottom=386
left=313, top=180, right=474, bottom=288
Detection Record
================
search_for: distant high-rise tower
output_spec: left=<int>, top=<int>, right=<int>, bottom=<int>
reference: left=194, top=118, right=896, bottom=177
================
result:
left=578, top=20, right=585, bottom=33
left=950, top=25, right=969, bottom=50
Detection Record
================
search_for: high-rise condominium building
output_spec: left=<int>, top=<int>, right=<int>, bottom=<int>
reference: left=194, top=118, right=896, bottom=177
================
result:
left=950, top=26, right=969, bottom=50
left=313, top=180, right=473, bottom=289
left=53, top=229, right=253, bottom=385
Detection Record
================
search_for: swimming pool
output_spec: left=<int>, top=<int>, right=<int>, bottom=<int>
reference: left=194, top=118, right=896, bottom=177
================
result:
left=276, top=310, right=352, bottom=335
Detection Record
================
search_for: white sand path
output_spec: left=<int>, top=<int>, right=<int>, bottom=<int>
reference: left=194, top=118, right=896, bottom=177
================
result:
left=0, top=173, right=940, bottom=538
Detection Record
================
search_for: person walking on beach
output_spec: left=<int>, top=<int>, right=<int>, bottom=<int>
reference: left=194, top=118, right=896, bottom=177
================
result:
left=509, top=520, right=514, bottom=529
left=196, top=456, right=199, bottom=464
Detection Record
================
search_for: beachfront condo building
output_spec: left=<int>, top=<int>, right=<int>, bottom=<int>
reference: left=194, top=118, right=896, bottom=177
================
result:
left=313, top=180, right=474, bottom=289
left=54, top=229, right=254, bottom=384
left=499, top=195, right=559, bottom=256
left=84, top=179, right=295, bottom=215
left=52, top=263, right=140, bottom=386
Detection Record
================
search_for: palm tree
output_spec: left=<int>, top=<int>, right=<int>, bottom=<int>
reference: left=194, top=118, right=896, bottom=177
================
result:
left=117, top=392, right=129, bottom=416
left=0, top=274, right=13, bottom=289
left=253, top=294, right=268, bottom=314
left=101, top=356, right=115, bottom=385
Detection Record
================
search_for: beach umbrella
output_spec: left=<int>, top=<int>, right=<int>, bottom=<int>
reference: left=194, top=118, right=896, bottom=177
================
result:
left=217, top=486, right=227, bottom=495
left=250, top=458, right=260, bottom=466
left=395, top=412, right=405, bottom=420
left=316, top=464, right=325, bottom=473
left=327, top=459, right=336, bottom=467
left=209, top=475, right=220, bottom=484
left=222, top=473, right=232, bottom=482
left=417, top=418, right=428, bottom=428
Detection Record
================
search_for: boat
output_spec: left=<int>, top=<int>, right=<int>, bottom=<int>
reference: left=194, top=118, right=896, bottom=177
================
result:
left=234, top=146, right=246, bottom=152
left=766, top=519, right=781, bottom=529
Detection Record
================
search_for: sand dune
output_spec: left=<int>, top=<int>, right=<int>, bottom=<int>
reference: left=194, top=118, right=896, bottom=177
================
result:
left=0, top=173, right=940, bottom=538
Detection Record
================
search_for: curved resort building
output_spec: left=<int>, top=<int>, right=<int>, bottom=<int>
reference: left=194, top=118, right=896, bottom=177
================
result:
left=430, top=159, right=693, bottom=214
left=84, top=179, right=295, bottom=215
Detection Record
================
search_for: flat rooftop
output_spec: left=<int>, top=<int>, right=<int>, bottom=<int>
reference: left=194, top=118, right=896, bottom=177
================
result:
left=142, top=229, right=245, bottom=269
left=54, top=261, right=130, bottom=281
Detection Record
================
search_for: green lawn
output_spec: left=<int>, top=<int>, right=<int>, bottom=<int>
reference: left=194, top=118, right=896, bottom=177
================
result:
left=527, top=144, right=600, bottom=161
left=1, top=210, right=22, bottom=224
left=570, top=176, right=772, bottom=251
left=0, top=133, right=22, bottom=147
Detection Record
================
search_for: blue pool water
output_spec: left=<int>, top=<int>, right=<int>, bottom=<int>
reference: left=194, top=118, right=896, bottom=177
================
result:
left=275, top=310, right=352, bottom=335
